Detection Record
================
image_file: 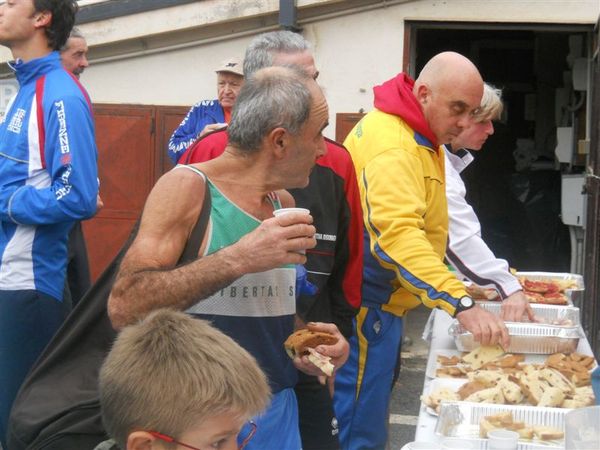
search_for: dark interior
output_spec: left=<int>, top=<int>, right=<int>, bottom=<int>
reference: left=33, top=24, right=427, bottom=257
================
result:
left=414, top=26, right=590, bottom=271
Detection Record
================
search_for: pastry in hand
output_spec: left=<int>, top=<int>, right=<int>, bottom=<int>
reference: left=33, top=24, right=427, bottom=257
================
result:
left=284, top=329, right=338, bottom=376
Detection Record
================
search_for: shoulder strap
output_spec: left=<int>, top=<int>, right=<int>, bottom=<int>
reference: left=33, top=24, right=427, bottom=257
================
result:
left=267, top=191, right=282, bottom=210
left=178, top=175, right=211, bottom=264
left=35, top=75, right=46, bottom=169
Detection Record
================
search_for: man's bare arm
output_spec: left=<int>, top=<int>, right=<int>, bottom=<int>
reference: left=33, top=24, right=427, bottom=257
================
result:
left=108, top=169, right=315, bottom=329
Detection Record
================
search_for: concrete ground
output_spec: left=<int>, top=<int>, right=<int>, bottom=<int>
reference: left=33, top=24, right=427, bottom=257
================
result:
left=388, top=306, right=432, bottom=449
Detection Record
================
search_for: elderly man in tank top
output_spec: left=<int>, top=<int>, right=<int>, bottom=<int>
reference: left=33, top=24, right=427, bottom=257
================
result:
left=108, top=66, right=349, bottom=450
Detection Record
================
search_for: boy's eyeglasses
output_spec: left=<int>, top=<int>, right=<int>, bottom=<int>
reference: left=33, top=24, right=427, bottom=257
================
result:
left=148, top=421, right=257, bottom=450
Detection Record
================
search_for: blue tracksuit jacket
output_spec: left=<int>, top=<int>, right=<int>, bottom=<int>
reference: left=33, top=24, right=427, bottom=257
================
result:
left=0, top=51, right=98, bottom=301
left=167, top=99, right=224, bottom=163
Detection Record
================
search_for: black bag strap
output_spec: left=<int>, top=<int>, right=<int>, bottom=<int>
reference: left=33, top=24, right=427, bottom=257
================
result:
left=178, top=170, right=211, bottom=263
left=7, top=173, right=212, bottom=450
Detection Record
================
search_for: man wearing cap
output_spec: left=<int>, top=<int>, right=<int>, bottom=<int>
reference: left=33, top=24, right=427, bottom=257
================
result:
left=167, top=57, right=244, bottom=163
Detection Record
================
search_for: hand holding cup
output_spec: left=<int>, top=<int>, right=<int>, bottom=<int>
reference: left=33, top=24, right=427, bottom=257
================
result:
left=273, top=208, right=313, bottom=254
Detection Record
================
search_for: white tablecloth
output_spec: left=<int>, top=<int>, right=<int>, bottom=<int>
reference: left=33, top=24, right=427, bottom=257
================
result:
left=412, top=308, right=594, bottom=445
left=414, top=309, right=454, bottom=444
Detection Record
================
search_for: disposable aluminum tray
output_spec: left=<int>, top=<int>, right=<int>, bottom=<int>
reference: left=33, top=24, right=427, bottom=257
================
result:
left=476, top=302, right=581, bottom=326
left=517, top=271, right=584, bottom=307
left=429, top=439, right=559, bottom=450
left=449, top=321, right=583, bottom=354
left=435, top=401, right=568, bottom=449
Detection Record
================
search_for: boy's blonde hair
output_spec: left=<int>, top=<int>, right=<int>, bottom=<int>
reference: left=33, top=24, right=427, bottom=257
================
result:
left=475, top=83, right=503, bottom=122
left=99, top=309, right=271, bottom=448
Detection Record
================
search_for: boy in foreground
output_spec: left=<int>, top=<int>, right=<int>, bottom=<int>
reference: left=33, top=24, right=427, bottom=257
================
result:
left=96, top=309, right=270, bottom=450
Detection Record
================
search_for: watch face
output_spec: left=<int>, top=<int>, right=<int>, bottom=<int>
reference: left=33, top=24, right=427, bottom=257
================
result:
left=461, top=297, right=474, bottom=308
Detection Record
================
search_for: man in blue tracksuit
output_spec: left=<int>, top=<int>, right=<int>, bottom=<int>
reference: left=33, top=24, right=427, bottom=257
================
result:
left=0, top=0, right=99, bottom=445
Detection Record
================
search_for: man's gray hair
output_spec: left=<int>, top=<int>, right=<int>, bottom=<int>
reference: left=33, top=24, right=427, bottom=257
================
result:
left=475, top=83, right=503, bottom=121
left=228, top=65, right=313, bottom=153
left=243, top=30, right=310, bottom=77
left=60, top=27, right=85, bottom=52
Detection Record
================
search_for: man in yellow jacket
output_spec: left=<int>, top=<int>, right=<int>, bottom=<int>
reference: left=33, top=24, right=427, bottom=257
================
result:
left=334, top=52, right=510, bottom=450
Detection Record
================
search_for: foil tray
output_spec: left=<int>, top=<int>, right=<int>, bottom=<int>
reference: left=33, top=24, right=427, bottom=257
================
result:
left=435, top=401, right=569, bottom=449
left=516, top=271, right=584, bottom=307
left=449, top=321, right=583, bottom=354
left=476, top=302, right=581, bottom=326
left=431, top=438, right=559, bottom=450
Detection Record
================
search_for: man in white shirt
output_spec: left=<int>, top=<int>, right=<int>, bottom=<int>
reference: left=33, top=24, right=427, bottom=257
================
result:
left=444, top=83, right=534, bottom=322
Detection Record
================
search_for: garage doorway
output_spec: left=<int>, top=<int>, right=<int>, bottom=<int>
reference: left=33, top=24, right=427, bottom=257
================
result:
left=407, top=22, right=594, bottom=272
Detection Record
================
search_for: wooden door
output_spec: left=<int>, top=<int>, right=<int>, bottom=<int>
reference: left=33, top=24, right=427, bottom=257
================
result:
left=156, top=106, right=189, bottom=175
left=335, top=112, right=365, bottom=143
left=82, top=104, right=187, bottom=281
left=82, top=105, right=155, bottom=281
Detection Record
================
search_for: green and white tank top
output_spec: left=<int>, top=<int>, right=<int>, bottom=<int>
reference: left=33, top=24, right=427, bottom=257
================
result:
left=178, top=166, right=295, bottom=317
left=175, top=165, right=297, bottom=391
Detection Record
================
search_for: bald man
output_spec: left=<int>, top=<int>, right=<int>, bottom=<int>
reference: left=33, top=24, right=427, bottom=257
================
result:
left=334, top=52, right=510, bottom=450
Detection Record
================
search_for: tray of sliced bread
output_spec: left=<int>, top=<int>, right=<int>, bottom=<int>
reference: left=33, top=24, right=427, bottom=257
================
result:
left=435, top=402, right=568, bottom=448
left=422, top=366, right=594, bottom=411
left=428, top=347, right=595, bottom=380
left=449, top=322, right=583, bottom=354
left=427, top=349, right=546, bottom=379
left=422, top=346, right=595, bottom=411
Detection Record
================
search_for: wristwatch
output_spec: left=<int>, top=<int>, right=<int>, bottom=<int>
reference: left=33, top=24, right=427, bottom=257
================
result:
left=454, top=296, right=475, bottom=316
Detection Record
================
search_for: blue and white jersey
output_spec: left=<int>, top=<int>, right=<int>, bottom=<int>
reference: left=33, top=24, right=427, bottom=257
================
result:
left=167, top=99, right=224, bottom=163
left=0, top=52, right=98, bottom=301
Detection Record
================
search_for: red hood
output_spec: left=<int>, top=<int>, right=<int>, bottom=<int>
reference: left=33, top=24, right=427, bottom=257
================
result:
left=373, top=73, right=438, bottom=148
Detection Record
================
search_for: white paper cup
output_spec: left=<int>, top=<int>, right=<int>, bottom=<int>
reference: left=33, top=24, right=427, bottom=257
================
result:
left=440, top=439, right=476, bottom=450
left=404, top=441, right=441, bottom=450
left=566, top=406, right=600, bottom=449
left=272, top=208, right=311, bottom=254
left=487, top=429, right=519, bottom=450
left=272, top=207, right=310, bottom=217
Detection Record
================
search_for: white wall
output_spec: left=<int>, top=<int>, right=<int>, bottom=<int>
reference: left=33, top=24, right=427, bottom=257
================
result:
left=81, top=35, right=254, bottom=105
left=69, top=0, right=600, bottom=139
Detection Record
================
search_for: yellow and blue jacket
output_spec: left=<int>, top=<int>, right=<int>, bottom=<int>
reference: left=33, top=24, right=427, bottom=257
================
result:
left=344, top=73, right=467, bottom=317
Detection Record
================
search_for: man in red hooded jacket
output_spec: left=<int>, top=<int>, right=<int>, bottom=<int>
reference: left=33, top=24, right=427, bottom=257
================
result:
left=333, top=52, right=510, bottom=450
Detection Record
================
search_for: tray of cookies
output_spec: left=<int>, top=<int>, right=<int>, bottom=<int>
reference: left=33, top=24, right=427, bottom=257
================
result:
left=449, top=322, right=583, bottom=354
left=435, top=401, right=569, bottom=449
